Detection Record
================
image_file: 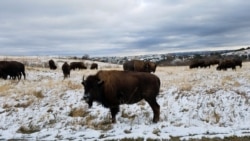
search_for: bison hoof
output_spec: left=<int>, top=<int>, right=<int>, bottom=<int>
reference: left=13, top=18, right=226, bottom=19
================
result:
left=111, top=119, right=116, bottom=123
left=153, top=118, right=159, bottom=123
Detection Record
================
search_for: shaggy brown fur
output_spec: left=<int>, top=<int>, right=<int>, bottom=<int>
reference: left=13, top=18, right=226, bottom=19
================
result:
left=123, top=60, right=150, bottom=72
left=82, top=70, right=161, bottom=123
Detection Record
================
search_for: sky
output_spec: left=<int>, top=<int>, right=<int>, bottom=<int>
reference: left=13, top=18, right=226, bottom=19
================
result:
left=0, top=0, right=250, bottom=57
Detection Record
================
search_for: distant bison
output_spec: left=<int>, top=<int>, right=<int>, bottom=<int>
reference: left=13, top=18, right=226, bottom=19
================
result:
left=48, top=59, right=57, bottom=70
left=62, top=62, right=70, bottom=79
left=70, top=62, right=87, bottom=70
left=90, top=63, right=98, bottom=70
left=216, top=58, right=242, bottom=71
left=0, top=61, right=26, bottom=80
left=123, top=60, right=156, bottom=73
left=148, top=61, right=157, bottom=73
left=81, top=70, right=161, bottom=123
left=189, top=59, right=211, bottom=69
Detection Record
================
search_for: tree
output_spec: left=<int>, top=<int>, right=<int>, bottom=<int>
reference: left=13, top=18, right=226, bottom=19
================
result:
left=82, top=54, right=89, bottom=60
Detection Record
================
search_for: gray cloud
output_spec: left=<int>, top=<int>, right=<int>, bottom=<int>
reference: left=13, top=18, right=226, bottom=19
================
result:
left=0, top=0, right=249, bottom=57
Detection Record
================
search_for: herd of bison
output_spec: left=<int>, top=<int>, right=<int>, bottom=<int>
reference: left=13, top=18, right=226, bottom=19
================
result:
left=0, top=57, right=243, bottom=81
left=0, top=57, right=244, bottom=123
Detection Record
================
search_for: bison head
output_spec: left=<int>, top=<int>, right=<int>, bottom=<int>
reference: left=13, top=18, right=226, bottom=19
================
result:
left=81, top=75, right=104, bottom=108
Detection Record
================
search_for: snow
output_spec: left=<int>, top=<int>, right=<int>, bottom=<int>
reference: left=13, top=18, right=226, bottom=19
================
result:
left=0, top=57, right=250, bottom=140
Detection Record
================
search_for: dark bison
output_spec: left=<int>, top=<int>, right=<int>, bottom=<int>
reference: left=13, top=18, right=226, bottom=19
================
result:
left=123, top=60, right=156, bottom=73
left=189, top=59, right=211, bottom=69
left=70, top=62, right=87, bottom=70
left=232, top=58, right=242, bottom=68
left=217, top=60, right=235, bottom=71
left=48, top=59, right=57, bottom=70
left=148, top=61, right=157, bottom=73
left=90, top=63, right=98, bottom=70
left=62, top=62, right=70, bottom=79
left=216, top=58, right=242, bottom=71
left=0, top=61, right=26, bottom=80
left=81, top=70, right=161, bottom=123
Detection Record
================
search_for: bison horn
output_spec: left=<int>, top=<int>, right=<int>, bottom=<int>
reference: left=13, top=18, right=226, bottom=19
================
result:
left=98, top=80, right=104, bottom=85
left=81, top=81, right=86, bottom=86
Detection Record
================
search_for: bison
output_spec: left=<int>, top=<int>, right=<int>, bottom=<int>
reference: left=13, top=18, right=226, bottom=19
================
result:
left=81, top=70, right=161, bottom=123
left=217, top=59, right=236, bottom=71
left=0, top=61, right=26, bottom=80
left=90, top=63, right=98, bottom=70
left=189, top=59, right=211, bottom=69
left=123, top=60, right=154, bottom=72
left=62, top=62, right=70, bottom=79
left=148, top=61, right=157, bottom=73
left=70, top=62, right=87, bottom=70
left=48, top=59, right=57, bottom=70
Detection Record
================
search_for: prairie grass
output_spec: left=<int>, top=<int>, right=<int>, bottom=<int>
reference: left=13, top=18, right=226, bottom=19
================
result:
left=17, top=125, right=40, bottom=134
left=68, top=107, right=89, bottom=117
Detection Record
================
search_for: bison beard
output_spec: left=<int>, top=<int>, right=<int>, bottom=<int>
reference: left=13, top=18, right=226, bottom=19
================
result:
left=81, top=70, right=161, bottom=123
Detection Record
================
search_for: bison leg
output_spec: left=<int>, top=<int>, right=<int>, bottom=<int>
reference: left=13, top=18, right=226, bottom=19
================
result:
left=145, top=98, right=160, bottom=123
left=110, top=106, right=120, bottom=123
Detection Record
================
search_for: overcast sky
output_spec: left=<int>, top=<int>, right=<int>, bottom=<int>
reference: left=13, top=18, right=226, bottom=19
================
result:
left=1, top=0, right=250, bottom=57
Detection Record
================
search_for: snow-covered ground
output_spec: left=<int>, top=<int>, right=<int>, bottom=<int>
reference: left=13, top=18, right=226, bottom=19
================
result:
left=0, top=57, right=250, bottom=140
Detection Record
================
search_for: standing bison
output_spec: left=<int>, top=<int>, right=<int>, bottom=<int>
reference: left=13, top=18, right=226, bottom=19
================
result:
left=81, top=70, right=161, bottom=123
left=90, top=63, right=98, bottom=70
left=62, top=62, right=70, bottom=79
left=0, top=61, right=26, bottom=80
left=48, top=59, right=57, bottom=70
left=123, top=60, right=156, bottom=73
left=70, top=62, right=87, bottom=70
left=148, top=61, right=157, bottom=73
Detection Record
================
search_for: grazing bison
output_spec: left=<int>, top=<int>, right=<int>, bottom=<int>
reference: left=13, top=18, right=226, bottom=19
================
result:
left=62, top=62, right=70, bottom=79
left=48, top=59, right=57, bottom=70
left=90, top=63, right=98, bottom=70
left=70, top=62, right=87, bottom=70
left=232, top=58, right=242, bottom=68
left=217, top=59, right=236, bottom=71
left=189, top=59, right=210, bottom=69
left=123, top=60, right=151, bottom=72
left=148, top=61, right=157, bottom=73
left=81, top=70, right=161, bottom=123
left=0, top=61, right=26, bottom=80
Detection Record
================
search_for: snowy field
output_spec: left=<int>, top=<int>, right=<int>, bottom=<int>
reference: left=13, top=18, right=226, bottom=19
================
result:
left=0, top=56, right=250, bottom=140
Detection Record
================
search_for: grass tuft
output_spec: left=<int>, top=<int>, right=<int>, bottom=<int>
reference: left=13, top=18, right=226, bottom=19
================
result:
left=68, top=107, right=89, bottom=117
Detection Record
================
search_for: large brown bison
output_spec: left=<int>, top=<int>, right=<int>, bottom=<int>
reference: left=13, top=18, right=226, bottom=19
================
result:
left=81, top=70, right=161, bottom=123
left=48, top=59, right=57, bottom=70
left=0, top=61, right=26, bottom=80
left=62, top=62, right=70, bottom=79
left=70, top=62, right=87, bottom=70
left=123, top=60, right=156, bottom=73
left=90, top=63, right=98, bottom=70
